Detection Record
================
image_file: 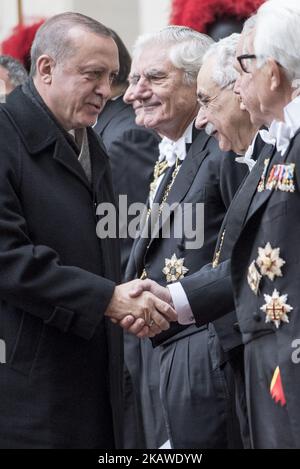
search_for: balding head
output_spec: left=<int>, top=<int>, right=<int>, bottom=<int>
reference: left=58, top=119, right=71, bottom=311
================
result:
left=30, top=12, right=113, bottom=76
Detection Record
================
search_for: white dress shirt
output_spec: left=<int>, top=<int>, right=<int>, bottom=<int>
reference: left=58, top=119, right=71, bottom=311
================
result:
left=150, top=121, right=194, bottom=207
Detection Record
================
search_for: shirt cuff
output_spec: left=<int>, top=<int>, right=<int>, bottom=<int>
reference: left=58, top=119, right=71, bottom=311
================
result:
left=167, top=283, right=195, bottom=325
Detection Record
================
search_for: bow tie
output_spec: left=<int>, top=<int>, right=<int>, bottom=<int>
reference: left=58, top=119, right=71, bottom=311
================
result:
left=158, top=136, right=187, bottom=167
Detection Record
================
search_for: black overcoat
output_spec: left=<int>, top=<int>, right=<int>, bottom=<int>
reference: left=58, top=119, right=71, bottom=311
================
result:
left=0, top=84, right=123, bottom=449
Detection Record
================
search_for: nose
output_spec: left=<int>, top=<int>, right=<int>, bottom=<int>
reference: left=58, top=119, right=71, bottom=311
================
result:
left=134, top=77, right=152, bottom=101
left=124, top=84, right=135, bottom=104
left=94, top=75, right=112, bottom=100
left=195, top=106, right=208, bottom=129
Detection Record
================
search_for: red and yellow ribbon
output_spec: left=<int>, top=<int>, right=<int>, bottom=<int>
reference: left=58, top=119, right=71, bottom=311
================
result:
left=270, top=366, right=286, bottom=406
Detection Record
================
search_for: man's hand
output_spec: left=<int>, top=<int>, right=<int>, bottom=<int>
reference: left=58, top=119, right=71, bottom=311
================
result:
left=129, top=279, right=172, bottom=304
left=105, top=280, right=177, bottom=337
left=113, top=279, right=175, bottom=337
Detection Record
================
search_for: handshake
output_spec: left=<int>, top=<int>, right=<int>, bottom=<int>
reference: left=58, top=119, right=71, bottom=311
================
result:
left=104, top=279, right=177, bottom=338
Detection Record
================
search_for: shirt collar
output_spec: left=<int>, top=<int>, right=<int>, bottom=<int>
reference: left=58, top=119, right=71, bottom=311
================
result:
left=158, top=120, right=194, bottom=167
left=235, top=131, right=259, bottom=172
left=260, top=95, right=300, bottom=155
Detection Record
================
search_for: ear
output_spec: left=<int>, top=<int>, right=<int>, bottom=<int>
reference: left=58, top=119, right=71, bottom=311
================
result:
left=35, top=55, right=56, bottom=85
left=268, top=58, right=281, bottom=92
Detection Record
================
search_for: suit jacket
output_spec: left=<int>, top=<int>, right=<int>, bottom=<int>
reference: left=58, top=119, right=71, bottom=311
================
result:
left=94, top=96, right=160, bottom=276
left=230, top=130, right=300, bottom=442
left=125, top=126, right=247, bottom=347
left=0, top=83, right=123, bottom=448
left=181, top=137, right=274, bottom=353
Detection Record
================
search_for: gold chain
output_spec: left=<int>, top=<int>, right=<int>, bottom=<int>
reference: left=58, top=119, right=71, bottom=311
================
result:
left=140, top=158, right=182, bottom=280
left=157, top=157, right=181, bottom=215
left=149, top=160, right=169, bottom=199
left=212, top=229, right=226, bottom=268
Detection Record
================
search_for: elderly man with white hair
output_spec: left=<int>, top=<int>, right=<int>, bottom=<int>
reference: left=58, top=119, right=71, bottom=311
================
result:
left=122, top=26, right=247, bottom=449
left=228, top=0, right=300, bottom=448
left=195, top=33, right=258, bottom=156
left=233, top=16, right=274, bottom=131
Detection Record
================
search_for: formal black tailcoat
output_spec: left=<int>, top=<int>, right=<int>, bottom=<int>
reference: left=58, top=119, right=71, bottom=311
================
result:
left=230, top=131, right=300, bottom=447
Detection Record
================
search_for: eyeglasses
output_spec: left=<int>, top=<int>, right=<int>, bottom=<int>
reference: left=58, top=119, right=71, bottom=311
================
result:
left=236, top=54, right=257, bottom=74
left=197, top=80, right=236, bottom=111
left=237, top=54, right=284, bottom=75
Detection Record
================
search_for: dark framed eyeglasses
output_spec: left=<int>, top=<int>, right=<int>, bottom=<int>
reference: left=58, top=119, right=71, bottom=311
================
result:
left=236, top=54, right=257, bottom=74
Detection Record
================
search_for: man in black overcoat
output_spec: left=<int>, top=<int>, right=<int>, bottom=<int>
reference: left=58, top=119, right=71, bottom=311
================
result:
left=0, top=13, right=176, bottom=449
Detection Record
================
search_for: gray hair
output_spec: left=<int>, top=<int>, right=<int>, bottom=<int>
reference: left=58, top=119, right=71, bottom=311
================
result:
left=254, top=0, right=300, bottom=83
left=242, top=15, right=257, bottom=54
left=242, top=15, right=257, bottom=35
left=0, top=55, right=28, bottom=88
left=203, top=33, right=240, bottom=89
left=30, top=12, right=113, bottom=77
left=132, top=25, right=214, bottom=85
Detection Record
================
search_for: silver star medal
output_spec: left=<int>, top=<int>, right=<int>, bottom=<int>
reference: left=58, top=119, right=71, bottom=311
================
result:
left=247, top=243, right=286, bottom=295
left=162, top=254, right=189, bottom=283
left=260, top=289, right=293, bottom=328
left=256, top=242, right=286, bottom=281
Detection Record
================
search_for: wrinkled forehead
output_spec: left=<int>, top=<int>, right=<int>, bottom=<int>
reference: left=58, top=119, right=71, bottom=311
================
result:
left=131, top=45, right=174, bottom=75
left=196, top=56, right=219, bottom=98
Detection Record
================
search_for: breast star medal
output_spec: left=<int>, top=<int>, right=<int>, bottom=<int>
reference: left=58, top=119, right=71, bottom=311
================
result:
left=256, top=242, right=286, bottom=281
left=260, top=289, right=293, bottom=328
left=162, top=254, right=189, bottom=283
left=247, top=261, right=262, bottom=295
left=248, top=243, right=286, bottom=294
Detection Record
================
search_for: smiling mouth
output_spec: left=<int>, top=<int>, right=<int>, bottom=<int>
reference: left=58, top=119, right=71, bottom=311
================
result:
left=143, top=103, right=160, bottom=110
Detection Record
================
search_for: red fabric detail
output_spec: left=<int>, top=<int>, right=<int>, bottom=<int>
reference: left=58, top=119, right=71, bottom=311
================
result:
left=170, top=0, right=266, bottom=32
left=270, top=367, right=287, bottom=407
left=2, top=20, right=45, bottom=67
